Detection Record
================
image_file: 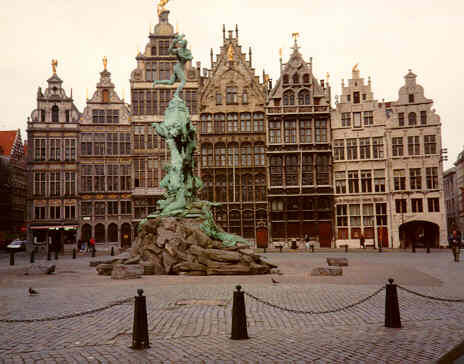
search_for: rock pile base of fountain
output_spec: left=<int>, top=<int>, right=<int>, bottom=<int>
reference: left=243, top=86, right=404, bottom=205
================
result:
left=95, top=216, right=277, bottom=277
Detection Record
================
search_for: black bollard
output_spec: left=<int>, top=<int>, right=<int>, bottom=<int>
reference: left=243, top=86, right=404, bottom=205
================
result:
left=72, top=248, right=76, bottom=259
left=30, top=251, right=35, bottom=264
left=47, top=249, right=51, bottom=261
left=231, top=285, right=249, bottom=340
left=279, top=246, right=283, bottom=253
left=91, top=247, right=96, bottom=258
left=311, top=244, right=315, bottom=253
left=111, top=246, right=114, bottom=256
left=426, top=245, right=430, bottom=254
left=412, top=242, right=416, bottom=253
left=263, top=247, right=266, bottom=253
left=344, top=245, right=348, bottom=253
left=55, top=250, right=58, bottom=260
left=379, top=243, right=383, bottom=253
left=9, top=251, right=14, bottom=266
left=131, top=289, right=150, bottom=349
left=385, top=278, right=401, bottom=328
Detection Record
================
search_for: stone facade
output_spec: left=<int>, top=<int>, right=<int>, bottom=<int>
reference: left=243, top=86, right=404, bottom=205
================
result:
left=79, top=65, right=132, bottom=246
left=198, top=26, right=267, bottom=240
left=387, top=71, right=446, bottom=248
left=27, top=72, right=81, bottom=247
left=266, top=38, right=333, bottom=246
left=333, top=68, right=446, bottom=248
left=452, top=149, right=464, bottom=233
left=332, top=68, right=388, bottom=248
left=129, top=10, right=201, bottom=228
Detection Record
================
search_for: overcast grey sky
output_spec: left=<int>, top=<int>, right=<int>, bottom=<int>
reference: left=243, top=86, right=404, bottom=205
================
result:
left=1, top=0, right=463, bottom=168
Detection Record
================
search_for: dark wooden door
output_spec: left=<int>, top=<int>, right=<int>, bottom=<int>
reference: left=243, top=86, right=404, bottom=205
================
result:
left=319, top=222, right=332, bottom=247
left=256, top=227, right=268, bottom=248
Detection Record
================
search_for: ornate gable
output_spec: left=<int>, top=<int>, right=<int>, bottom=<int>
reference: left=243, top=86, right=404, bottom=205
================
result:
left=200, top=26, right=265, bottom=108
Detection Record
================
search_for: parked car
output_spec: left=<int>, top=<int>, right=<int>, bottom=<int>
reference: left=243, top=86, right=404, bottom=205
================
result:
left=7, top=240, right=27, bottom=252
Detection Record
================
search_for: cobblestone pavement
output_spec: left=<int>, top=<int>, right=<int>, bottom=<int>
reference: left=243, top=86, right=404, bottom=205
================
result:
left=0, top=249, right=464, bottom=362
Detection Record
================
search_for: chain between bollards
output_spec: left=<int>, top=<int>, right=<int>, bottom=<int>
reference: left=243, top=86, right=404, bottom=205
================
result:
left=131, top=289, right=150, bottom=350
left=231, top=285, right=249, bottom=340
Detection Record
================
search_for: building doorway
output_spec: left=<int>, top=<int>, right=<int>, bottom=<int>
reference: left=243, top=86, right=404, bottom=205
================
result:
left=108, top=223, right=118, bottom=243
left=95, top=223, right=105, bottom=243
left=121, top=223, right=131, bottom=248
left=399, top=221, right=439, bottom=249
left=81, top=224, right=91, bottom=242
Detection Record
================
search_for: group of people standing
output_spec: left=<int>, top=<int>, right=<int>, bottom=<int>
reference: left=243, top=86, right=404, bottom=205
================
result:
left=77, top=237, right=95, bottom=253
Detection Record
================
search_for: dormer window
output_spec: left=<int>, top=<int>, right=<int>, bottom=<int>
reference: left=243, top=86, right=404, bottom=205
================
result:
left=151, top=46, right=157, bottom=56
left=303, top=74, right=310, bottom=84
left=353, top=91, right=360, bottom=104
left=298, top=90, right=310, bottom=105
left=409, top=94, right=415, bottom=103
left=51, top=105, right=59, bottom=122
left=283, top=90, right=295, bottom=106
left=65, top=110, right=70, bottom=123
left=216, top=92, right=222, bottom=105
left=292, top=73, right=299, bottom=84
left=283, top=74, right=289, bottom=84
left=41, top=110, right=45, bottom=122
left=102, top=89, right=110, bottom=103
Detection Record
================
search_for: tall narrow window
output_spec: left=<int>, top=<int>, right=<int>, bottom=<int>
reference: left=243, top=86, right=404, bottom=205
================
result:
left=254, top=143, right=265, bottom=166
left=348, top=171, right=359, bottom=193
left=424, top=135, right=436, bottom=155
left=314, top=119, right=327, bottom=142
left=285, top=155, right=298, bottom=186
left=341, top=112, right=351, bottom=127
left=346, top=139, right=357, bottom=160
left=363, top=111, right=373, bottom=125
left=270, top=156, right=283, bottom=186
left=398, top=112, right=404, bottom=127
left=226, top=86, right=238, bottom=104
left=284, top=120, right=297, bottom=143
left=159, top=62, right=171, bottom=80
left=392, top=137, right=403, bottom=157
left=215, top=143, right=226, bottom=167
left=408, top=112, right=417, bottom=126
left=242, top=91, right=248, bottom=104
left=408, top=136, right=420, bottom=156
left=334, top=139, right=345, bottom=160
left=361, top=170, right=372, bottom=193
left=214, top=113, right=225, bottom=133
left=240, top=112, right=251, bottom=132
left=410, top=168, right=422, bottom=190
left=408, top=94, right=415, bottom=103
left=359, top=138, right=371, bottom=159
left=227, top=113, right=238, bottom=133
left=241, top=143, right=253, bottom=167
left=102, top=89, right=110, bottom=103
left=51, top=105, right=59, bottom=122
left=253, top=112, right=265, bottom=132
left=269, top=120, right=281, bottom=143
left=316, top=155, right=329, bottom=185
left=420, top=110, right=427, bottom=125
left=393, top=169, right=406, bottom=191
left=292, top=73, right=299, bottom=84
left=302, top=155, right=313, bottom=185
left=372, top=137, right=384, bottom=159
left=159, top=41, right=169, bottom=55
left=426, top=167, right=438, bottom=189
left=335, top=171, right=346, bottom=194
left=298, top=90, right=310, bottom=105
left=353, top=91, right=360, bottom=104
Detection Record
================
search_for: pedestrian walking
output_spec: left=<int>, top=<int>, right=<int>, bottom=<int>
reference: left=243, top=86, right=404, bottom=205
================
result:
left=359, top=233, right=365, bottom=249
left=304, top=234, right=310, bottom=251
left=89, top=237, right=96, bottom=254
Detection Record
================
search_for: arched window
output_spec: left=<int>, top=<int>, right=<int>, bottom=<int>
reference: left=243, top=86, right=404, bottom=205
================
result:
left=293, top=73, right=299, bottom=84
left=215, top=143, right=226, bottom=167
left=215, top=175, right=226, bottom=202
left=95, top=223, right=105, bottom=243
left=201, top=143, right=213, bottom=167
left=214, top=113, right=225, bottom=133
left=283, top=90, right=295, bottom=106
left=254, top=143, right=265, bottom=166
left=303, top=74, right=310, bottom=84
left=151, top=46, right=157, bottom=56
left=256, top=209, right=267, bottom=222
left=302, top=155, right=313, bottom=185
left=408, top=112, right=417, bottom=126
left=228, top=142, right=239, bottom=167
left=298, top=90, right=310, bottom=105
left=241, top=143, right=253, bottom=167
left=242, top=91, right=248, bottom=104
left=51, top=105, right=59, bottom=122
left=241, top=174, right=253, bottom=201
left=283, top=74, right=289, bottom=84
left=215, top=207, right=227, bottom=224
left=316, top=155, right=329, bottom=185
left=102, top=89, right=110, bottom=103
left=255, top=174, right=266, bottom=201
left=285, top=155, right=298, bottom=186
left=108, top=223, right=118, bottom=242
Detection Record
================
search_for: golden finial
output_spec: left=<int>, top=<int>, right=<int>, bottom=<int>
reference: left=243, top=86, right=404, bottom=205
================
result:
left=352, top=63, right=359, bottom=72
left=103, top=56, right=108, bottom=71
left=157, top=0, right=170, bottom=16
left=326, top=72, right=330, bottom=81
left=292, top=32, right=300, bottom=43
left=86, top=88, right=89, bottom=100
left=227, top=44, right=234, bottom=61
left=122, top=88, right=125, bottom=100
left=264, top=74, right=270, bottom=84
left=176, top=21, right=179, bottom=33
left=279, top=48, right=282, bottom=58
left=51, top=59, right=58, bottom=74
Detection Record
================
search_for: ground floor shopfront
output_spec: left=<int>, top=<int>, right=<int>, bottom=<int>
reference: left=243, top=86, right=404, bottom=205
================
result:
left=29, top=224, right=78, bottom=252
left=79, top=221, right=133, bottom=248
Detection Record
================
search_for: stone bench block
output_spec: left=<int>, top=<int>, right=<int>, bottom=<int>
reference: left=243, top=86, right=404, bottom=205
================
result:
left=326, top=257, right=349, bottom=267
left=311, top=267, right=343, bottom=276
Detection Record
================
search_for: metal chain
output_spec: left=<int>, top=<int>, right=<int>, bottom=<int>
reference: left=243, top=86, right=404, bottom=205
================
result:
left=244, top=286, right=385, bottom=315
left=397, top=285, right=464, bottom=303
left=0, top=297, right=133, bottom=323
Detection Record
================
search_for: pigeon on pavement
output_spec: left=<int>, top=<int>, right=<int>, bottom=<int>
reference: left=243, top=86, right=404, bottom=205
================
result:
left=271, top=278, right=279, bottom=284
left=28, top=288, right=39, bottom=295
